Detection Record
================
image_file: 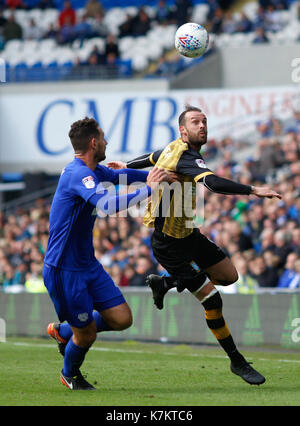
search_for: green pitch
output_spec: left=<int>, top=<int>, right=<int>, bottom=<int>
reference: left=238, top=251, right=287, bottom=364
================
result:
left=1, top=338, right=300, bottom=406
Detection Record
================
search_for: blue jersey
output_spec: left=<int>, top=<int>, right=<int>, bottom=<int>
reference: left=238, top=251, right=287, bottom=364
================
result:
left=44, top=158, right=121, bottom=271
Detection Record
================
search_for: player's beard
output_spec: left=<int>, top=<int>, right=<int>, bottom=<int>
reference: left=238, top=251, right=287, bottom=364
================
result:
left=187, top=130, right=207, bottom=147
left=95, top=147, right=106, bottom=162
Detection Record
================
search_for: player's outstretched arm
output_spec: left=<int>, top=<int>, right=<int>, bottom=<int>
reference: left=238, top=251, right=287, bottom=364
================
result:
left=203, top=174, right=281, bottom=199
left=251, top=186, right=282, bottom=199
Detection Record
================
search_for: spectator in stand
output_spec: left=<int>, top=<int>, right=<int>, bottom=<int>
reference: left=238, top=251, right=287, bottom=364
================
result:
left=105, top=33, right=119, bottom=59
left=90, top=12, right=109, bottom=38
left=88, top=44, right=106, bottom=64
left=224, top=220, right=254, bottom=252
left=254, top=138, right=285, bottom=177
left=106, top=52, right=119, bottom=78
left=254, top=6, right=266, bottom=27
left=0, top=8, right=7, bottom=31
left=252, top=26, right=270, bottom=43
left=5, top=0, right=26, bottom=9
left=122, top=264, right=136, bottom=287
left=58, top=15, right=75, bottom=44
left=287, top=259, right=300, bottom=289
left=58, top=1, right=76, bottom=29
left=265, top=4, right=284, bottom=32
left=131, top=7, right=151, bottom=37
left=222, top=11, right=236, bottom=34
left=43, top=23, right=58, bottom=41
left=210, top=8, right=224, bottom=35
left=174, top=0, right=193, bottom=26
left=14, top=262, right=27, bottom=286
left=273, top=229, right=293, bottom=268
left=207, top=0, right=219, bottom=21
left=277, top=252, right=299, bottom=288
left=291, top=228, right=300, bottom=256
left=235, top=255, right=258, bottom=294
left=24, top=262, right=46, bottom=293
left=249, top=255, right=278, bottom=287
left=1, top=263, right=19, bottom=291
left=236, top=11, right=253, bottom=33
left=259, top=228, right=276, bottom=253
left=272, top=0, right=288, bottom=10
left=85, top=0, right=105, bottom=19
left=3, top=13, right=22, bottom=41
left=36, top=0, right=55, bottom=9
left=128, top=255, right=158, bottom=287
left=154, top=53, right=182, bottom=77
left=73, top=14, right=92, bottom=43
left=24, top=18, right=42, bottom=40
left=118, top=13, right=134, bottom=38
left=155, top=0, right=174, bottom=25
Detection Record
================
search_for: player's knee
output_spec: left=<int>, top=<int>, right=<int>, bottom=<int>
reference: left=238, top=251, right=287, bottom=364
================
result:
left=111, top=312, right=133, bottom=331
left=118, top=313, right=133, bottom=331
left=73, top=323, right=97, bottom=348
left=73, top=331, right=96, bottom=348
left=214, top=270, right=238, bottom=286
left=178, top=272, right=208, bottom=293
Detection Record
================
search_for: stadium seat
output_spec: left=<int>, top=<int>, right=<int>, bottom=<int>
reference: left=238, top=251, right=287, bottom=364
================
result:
left=192, top=4, right=209, bottom=25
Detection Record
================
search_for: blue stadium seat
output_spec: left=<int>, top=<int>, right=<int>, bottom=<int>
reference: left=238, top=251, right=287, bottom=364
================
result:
left=1, top=173, right=24, bottom=182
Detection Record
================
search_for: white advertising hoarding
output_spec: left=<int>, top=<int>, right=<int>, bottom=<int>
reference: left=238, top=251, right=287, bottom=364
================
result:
left=0, top=85, right=299, bottom=173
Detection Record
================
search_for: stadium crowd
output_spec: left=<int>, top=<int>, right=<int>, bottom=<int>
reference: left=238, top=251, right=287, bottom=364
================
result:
left=0, top=111, right=300, bottom=294
left=0, top=0, right=298, bottom=77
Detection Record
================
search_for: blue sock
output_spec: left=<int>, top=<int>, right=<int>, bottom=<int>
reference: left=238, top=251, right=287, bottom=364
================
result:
left=59, top=323, right=73, bottom=341
left=93, top=310, right=112, bottom=332
left=63, top=339, right=89, bottom=377
left=59, top=311, right=112, bottom=342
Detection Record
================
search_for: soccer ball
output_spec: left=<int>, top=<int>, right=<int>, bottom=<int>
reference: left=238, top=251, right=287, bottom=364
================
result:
left=175, top=23, right=209, bottom=58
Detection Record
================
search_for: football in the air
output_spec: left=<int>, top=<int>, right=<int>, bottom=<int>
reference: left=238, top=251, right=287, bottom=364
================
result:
left=175, top=23, right=209, bottom=58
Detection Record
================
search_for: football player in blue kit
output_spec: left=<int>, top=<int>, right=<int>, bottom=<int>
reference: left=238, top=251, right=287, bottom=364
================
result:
left=44, top=117, right=171, bottom=390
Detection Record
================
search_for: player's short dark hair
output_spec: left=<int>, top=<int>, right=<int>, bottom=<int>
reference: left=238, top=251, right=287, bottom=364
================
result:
left=69, top=117, right=100, bottom=153
left=178, top=105, right=202, bottom=126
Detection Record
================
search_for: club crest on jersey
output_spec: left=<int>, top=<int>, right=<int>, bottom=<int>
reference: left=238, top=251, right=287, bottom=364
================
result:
left=82, top=176, right=95, bottom=189
left=78, top=312, right=89, bottom=322
left=195, top=158, right=207, bottom=168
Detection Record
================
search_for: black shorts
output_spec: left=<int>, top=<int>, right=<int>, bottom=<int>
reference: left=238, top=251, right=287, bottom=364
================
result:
left=151, top=228, right=226, bottom=280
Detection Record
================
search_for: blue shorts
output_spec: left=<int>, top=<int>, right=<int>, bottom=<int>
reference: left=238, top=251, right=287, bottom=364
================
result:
left=43, top=262, right=126, bottom=328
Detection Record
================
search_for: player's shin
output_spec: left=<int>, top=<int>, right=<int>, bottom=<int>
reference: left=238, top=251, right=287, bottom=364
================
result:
left=195, top=287, right=246, bottom=366
left=63, top=339, right=90, bottom=377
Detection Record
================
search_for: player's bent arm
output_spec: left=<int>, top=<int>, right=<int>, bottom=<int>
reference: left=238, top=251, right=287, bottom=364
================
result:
left=111, top=168, right=149, bottom=184
left=126, top=150, right=163, bottom=169
left=88, top=186, right=151, bottom=215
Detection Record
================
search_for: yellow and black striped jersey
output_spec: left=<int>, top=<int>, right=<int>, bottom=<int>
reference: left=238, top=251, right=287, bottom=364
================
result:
left=143, top=138, right=213, bottom=239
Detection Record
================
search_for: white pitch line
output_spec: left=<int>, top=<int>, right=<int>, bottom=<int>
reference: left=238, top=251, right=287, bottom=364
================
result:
left=4, top=340, right=300, bottom=364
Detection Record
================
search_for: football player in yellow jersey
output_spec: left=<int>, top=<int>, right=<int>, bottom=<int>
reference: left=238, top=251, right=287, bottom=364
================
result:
left=108, top=106, right=281, bottom=386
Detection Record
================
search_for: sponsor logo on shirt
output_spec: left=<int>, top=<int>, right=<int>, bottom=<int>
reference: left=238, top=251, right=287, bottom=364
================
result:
left=82, top=176, right=95, bottom=189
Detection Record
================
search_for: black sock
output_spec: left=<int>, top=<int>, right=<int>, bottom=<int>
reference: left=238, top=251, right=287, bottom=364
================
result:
left=218, top=335, right=247, bottom=365
left=164, top=276, right=178, bottom=289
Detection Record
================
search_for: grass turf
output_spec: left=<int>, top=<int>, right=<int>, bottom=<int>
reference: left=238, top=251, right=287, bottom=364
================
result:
left=1, top=337, right=300, bottom=406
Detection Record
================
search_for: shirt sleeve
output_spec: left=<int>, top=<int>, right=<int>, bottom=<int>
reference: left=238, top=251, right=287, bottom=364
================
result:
left=88, top=185, right=152, bottom=215
left=69, top=168, right=98, bottom=203
left=126, top=149, right=163, bottom=169
left=176, top=150, right=214, bottom=182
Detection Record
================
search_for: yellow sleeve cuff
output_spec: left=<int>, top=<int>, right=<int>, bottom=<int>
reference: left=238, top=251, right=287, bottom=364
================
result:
left=194, top=171, right=214, bottom=182
left=149, top=152, right=156, bottom=165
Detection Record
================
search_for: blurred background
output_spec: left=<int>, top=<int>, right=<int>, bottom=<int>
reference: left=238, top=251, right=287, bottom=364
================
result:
left=0, top=0, right=300, bottom=346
